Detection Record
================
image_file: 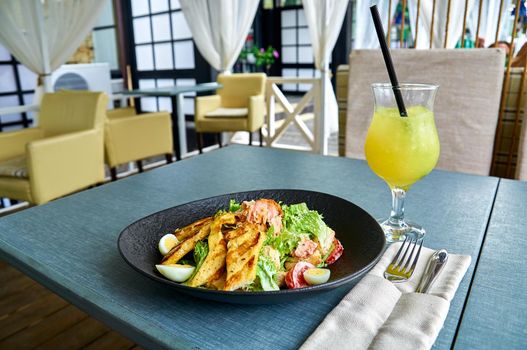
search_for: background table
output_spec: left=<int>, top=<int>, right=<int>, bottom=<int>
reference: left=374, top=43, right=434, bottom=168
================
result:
left=122, top=82, right=221, bottom=160
left=0, top=145, right=512, bottom=349
left=453, top=179, right=527, bottom=349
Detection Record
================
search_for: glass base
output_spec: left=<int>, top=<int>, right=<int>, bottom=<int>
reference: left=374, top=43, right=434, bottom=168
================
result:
left=378, top=218, right=426, bottom=243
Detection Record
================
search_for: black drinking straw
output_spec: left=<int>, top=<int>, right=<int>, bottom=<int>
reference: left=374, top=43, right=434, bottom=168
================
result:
left=370, top=5, right=408, bottom=117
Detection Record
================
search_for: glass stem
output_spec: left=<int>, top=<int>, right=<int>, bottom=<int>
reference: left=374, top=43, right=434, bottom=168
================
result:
left=389, top=187, right=406, bottom=227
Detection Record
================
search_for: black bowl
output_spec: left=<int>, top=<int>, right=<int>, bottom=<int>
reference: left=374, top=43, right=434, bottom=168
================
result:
left=118, top=189, right=385, bottom=304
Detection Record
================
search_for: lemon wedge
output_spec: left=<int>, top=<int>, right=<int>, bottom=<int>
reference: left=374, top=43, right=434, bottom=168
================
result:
left=155, top=264, right=195, bottom=282
left=158, top=233, right=178, bottom=256
left=303, top=268, right=330, bottom=285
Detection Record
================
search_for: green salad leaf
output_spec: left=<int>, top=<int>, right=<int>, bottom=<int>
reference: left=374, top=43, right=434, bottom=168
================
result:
left=265, top=228, right=302, bottom=261
left=281, top=203, right=332, bottom=253
left=228, top=199, right=241, bottom=212
left=185, top=240, right=209, bottom=283
left=194, top=240, right=209, bottom=265
left=255, top=255, right=280, bottom=291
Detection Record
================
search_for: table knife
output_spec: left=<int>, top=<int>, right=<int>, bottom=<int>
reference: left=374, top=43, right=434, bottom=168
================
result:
left=416, top=249, right=448, bottom=293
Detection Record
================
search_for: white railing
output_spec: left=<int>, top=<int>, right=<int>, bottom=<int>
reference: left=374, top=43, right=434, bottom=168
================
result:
left=0, top=104, right=39, bottom=116
left=265, top=76, right=322, bottom=152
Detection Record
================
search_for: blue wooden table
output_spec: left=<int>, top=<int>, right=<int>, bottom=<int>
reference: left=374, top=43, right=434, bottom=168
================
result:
left=0, top=145, right=523, bottom=349
left=453, top=179, right=527, bottom=349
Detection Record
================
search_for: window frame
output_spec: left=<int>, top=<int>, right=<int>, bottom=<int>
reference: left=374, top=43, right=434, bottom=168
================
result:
left=0, top=53, right=34, bottom=131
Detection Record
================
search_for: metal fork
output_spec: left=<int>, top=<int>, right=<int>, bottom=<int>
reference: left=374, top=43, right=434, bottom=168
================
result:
left=383, top=236, right=424, bottom=282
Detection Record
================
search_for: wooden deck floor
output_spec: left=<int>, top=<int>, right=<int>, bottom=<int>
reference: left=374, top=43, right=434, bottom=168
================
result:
left=0, top=260, right=142, bottom=350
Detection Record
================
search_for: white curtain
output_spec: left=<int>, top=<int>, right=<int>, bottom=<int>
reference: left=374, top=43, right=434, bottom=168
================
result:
left=408, top=0, right=476, bottom=48
left=180, top=0, right=259, bottom=72
left=303, top=0, right=349, bottom=155
left=0, top=0, right=107, bottom=92
left=354, top=0, right=398, bottom=49
left=467, top=0, right=509, bottom=47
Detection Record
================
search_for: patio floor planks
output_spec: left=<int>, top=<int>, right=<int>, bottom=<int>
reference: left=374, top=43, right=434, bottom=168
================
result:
left=0, top=261, right=139, bottom=350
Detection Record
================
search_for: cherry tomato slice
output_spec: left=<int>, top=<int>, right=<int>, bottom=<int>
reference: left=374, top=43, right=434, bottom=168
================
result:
left=326, top=239, right=344, bottom=265
left=285, top=261, right=316, bottom=289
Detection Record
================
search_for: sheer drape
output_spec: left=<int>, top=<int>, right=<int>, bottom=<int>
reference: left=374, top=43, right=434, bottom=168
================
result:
left=179, top=0, right=259, bottom=73
left=408, top=0, right=476, bottom=48
left=303, top=0, right=349, bottom=154
left=467, top=0, right=509, bottom=47
left=354, top=0, right=397, bottom=49
left=0, top=0, right=107, bottom=92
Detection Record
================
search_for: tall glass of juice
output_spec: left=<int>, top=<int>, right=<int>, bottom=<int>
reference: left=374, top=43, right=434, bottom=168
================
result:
left=365, top=83, right=439, bottom=242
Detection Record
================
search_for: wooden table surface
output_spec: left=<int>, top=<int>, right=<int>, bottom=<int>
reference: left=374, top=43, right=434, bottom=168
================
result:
left=453, top=179, right=527, bottom=349
left=0, top=145, right=523, bottom=349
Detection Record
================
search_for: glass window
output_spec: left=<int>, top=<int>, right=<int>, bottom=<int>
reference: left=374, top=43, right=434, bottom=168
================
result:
left=139, top=79, right=156, bottom=89
left=157, top=79, right=174, bottom=87
left=0, top=112, right=22, bottom=123
left=96, top=0, right=114, bottom=27
left=298, top=68, right=315, bottom=91
left=152, top=14, right=171, bottom=42
left=298, top=9, right=308, bottom=26
left=171, top=12, right=192, bottom=39
left=0, top=43, right=11, bottom=61
left=158, top=97, right=173, bottom=112
left=133, top=17, right=152, bottom=44
left=281, top=68, right=298, bottom=91
left=151, top=0, right=169, bottom=13
left=0, top=46, right=36, bottom=134
left=298, top=46, right=314, bottom=63
left=183, top=97, right=194, bottom=115
left=23, top=93, right=36, bottom=120
left=281, top=10, right=296, bottom=27
left=170, top=0, right=181, bottom=10
left=0, top=95, right=19, bottom=108
left=129, top=0, right=201, bottom=126
left=0, top=66, right=16, bottom=92
left=154, top=43, right=174, bottom=69
left=174, top=41, right=195, bottom=69
left=17, top=65, right=37, bottom=91
left=93, top=28, right=119, bottom=70
left=136, top=45, right=154, bottom=71
left=281, top=47, right=297, bottom=63
left=282, top=28, right=297, bottom=45
left=141, top=97, right=158, bottom=111
left=298, top=28, right=311, bottom=45
left=176, top=78, right=197, bottom=96
left=131, top=0, right=150, bottom=17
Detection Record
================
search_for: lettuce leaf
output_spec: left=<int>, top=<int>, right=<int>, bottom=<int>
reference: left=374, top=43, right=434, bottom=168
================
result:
left=282, top=203, right=332, bottom=252
left=264, top=227, right=301, bottom=261
left=255, top=255, right=280, bottom=291
left=228, top=199, right=241, bottom=212
left=185, top=240, right=209, bottom=283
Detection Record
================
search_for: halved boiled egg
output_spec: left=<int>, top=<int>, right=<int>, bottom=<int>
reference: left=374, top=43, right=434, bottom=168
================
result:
left=158, top=233, right=178, bottom=255
left=303, top=268, right=330, bottom=285
left=155, top=264, right=195, bottom=282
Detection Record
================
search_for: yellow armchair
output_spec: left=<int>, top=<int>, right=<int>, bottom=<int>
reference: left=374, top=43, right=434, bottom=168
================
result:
left=0, top=128, right=44, bottom=162
left=0, top=91, right=107, bottom=205
left=194, top=73, right=266, bottom=152
left=105, top=108, right=173, bottom=180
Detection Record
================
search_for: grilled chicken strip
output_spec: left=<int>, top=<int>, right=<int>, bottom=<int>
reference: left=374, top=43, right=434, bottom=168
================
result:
left=186, top=213, right=236, bottom=287
left=224, top=223, right=266, bottom=291
left=174, top=217, right=213, bottom=241
left=162, top=222, right=211, bottom=265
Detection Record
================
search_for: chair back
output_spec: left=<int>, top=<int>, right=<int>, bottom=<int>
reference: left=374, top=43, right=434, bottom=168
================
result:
left=517, top=115, right=527, bottom=180
left=39, top=90, right=108, bottom=137
left=217, top=73, right=266, bottom=108
left=345, top=49, right=505, bottom=176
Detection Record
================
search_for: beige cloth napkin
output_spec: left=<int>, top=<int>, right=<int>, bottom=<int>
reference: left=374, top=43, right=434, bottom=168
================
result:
left=301, top=243, right=471, bottom=350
